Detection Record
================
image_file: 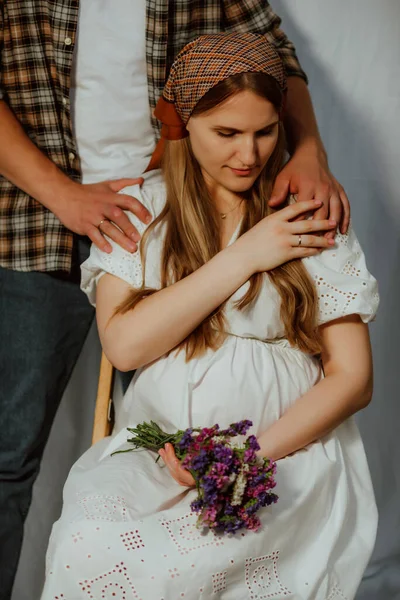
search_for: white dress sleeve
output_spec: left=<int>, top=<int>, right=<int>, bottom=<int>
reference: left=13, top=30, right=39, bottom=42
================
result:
left=303, top=222, right=379, bottom=325
left=80, top=175, right=166, bottom=307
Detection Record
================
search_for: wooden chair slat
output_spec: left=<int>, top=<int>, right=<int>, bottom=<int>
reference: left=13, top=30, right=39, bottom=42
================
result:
left=92, top=352, right=114, bottom=445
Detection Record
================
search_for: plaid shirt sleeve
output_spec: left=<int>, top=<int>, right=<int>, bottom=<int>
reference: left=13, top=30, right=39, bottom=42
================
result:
left=222, top=1, right=308, bottom=83
left=0, top=1, right=4, bottom=97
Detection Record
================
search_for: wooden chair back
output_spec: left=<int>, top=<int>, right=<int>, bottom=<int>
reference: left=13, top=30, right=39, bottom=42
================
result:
left=92, top=352, right=115, bottom=445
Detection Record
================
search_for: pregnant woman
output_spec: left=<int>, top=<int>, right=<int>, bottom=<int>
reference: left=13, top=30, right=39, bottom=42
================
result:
left=42, top=33, right=379, bottom=599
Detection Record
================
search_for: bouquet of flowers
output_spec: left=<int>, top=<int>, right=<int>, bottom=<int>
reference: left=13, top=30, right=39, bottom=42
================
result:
left=114, top=419, right=278, bottom=535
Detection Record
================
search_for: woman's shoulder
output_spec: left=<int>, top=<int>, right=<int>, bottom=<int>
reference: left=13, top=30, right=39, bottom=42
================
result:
left=81, top=170, right=167, bottom=306
left=121, top=170, right=167, bottom=222
left=302, top=221, right=379, bottom=326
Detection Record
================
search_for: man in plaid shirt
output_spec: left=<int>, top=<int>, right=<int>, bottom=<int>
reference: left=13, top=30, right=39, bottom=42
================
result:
left=0, top=1, right=349, bottom=595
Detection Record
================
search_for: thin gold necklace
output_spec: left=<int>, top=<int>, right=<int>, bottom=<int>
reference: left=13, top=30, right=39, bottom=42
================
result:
left=220, top=198, right=243, bottom=219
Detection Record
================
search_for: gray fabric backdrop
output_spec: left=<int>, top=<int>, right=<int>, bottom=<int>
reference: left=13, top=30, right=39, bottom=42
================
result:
left=11, top=2, right=400, bottom=598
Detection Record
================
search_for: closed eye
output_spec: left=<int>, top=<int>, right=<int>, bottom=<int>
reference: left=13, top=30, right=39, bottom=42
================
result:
left=256, top=125, right=277, bottom=137
left=216, top=131, right=236, bottom=138
left=215, top=123, right=278, bottom=139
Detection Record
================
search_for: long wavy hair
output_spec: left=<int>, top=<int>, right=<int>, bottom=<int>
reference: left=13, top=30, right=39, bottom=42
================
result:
left=117, top=72, right=321, bottom=359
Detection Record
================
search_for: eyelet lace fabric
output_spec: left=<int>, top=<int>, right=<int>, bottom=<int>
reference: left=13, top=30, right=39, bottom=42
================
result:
left=80, top=179, right=166, bottom=305
left=304, top=222, right=379, bottom=324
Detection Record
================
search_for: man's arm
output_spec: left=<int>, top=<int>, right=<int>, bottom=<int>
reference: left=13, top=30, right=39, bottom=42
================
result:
left=223, top=1, right=350, bottom=233
left=271, top=76, right=350, bottom=235
left=0, top=2, right=148, bottom=252
left=0, top=100, right=150, bottom=252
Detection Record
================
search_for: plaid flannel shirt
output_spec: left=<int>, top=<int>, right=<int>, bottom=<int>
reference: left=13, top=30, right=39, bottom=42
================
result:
left=0, top=0, right=307, bottom=273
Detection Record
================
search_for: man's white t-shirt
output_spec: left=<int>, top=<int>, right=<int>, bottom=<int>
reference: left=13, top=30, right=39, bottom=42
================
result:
left=70, top=0, right=155, bottom=183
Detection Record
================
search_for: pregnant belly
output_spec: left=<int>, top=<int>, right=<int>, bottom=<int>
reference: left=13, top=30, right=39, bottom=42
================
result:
left=127, top=336, right=322, bottom=434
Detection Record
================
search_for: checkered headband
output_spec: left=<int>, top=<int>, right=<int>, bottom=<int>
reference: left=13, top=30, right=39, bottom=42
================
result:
left=154, top=32, right=287, bottom=142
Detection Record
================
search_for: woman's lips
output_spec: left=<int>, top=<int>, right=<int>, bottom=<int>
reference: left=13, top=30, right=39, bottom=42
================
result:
left=230, top=167, right=254, bottom=176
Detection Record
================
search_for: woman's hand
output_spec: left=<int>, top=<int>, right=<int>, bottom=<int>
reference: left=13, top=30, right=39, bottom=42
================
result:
left=234, top=199, right=337, bottom=274
left=158, top=443, right=195, bottom=487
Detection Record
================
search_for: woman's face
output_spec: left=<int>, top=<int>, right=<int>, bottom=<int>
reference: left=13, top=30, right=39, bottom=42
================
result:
left=186, top=90, right=280, bottom=194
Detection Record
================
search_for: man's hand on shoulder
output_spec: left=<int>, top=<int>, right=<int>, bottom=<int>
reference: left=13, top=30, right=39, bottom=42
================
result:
left=54, top=177, right=152, bottom=253
left=269, top=143, right=350, bottom=238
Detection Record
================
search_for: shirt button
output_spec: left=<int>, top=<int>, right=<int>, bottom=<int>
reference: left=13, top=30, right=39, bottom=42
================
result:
left=64, top=37, right=72, bottom=46
left=69, top=152, right=76, bottom=162
left=62, top=97, right=68, bottom=106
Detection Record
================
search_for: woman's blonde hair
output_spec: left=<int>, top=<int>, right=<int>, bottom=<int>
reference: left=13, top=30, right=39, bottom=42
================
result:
left=117, top=72, right=321, bottom=358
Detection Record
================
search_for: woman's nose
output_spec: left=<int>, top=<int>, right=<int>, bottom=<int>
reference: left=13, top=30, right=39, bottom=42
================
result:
left=237, top=138, right=257, bottom=167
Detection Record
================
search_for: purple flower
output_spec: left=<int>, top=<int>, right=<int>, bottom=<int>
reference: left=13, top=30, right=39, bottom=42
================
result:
left=201, top=475, right=218, bottom=500
left=245, top=501, right=260, bottom=516
left=190, top=498, right=204, bottom=513
left=222, top=518, right=244, bottom=534
left=178, top=428, right=194, bottom=450
left=247, top=435, right=260, bottom=451
left=188, top=449, right=209, bottom=474
left=213, top=444, right=233, bottom=464
left=257, top=491, right=278, bottom=506
left=219, top=420, right=253, bottom=438
left=210, top=462, right=229, bottom=477
left=224, top=503, right=236, bottom=516
left=252, top=473, right=267, bottom=485
left=232, top=420, right=253, bottom=435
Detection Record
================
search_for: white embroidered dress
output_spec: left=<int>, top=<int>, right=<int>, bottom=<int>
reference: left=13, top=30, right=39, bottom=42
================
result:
left=42, top=172, right=379, bottom=600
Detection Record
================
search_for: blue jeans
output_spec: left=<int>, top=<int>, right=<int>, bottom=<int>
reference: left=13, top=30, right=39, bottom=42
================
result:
left=0, top=238, right=94, bottom=599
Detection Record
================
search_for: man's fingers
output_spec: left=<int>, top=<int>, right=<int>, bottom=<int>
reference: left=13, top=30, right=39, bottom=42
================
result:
left=269, top=177, right=290, bottom=207
left=87, top=225, right=112, bottom=254
left=311, top=203, right=329, bottom=222
left=339, top=187, right=351, bottom=234
left=323, top=194, right=342, bottom=239
left=291, top=185, right=317, bottom=221
left=107, top=179, right=152, bottom=225
left=107, top=177, right=144, bottom=192
left=97, top=219, right=137, bottom=253
left=118, top=193, right=152, bottom=224
left=105, top=205, right=141, bottom=243
left=295, top=184, right=316, bottom=205
left=91, top=180, right=152, bottom=225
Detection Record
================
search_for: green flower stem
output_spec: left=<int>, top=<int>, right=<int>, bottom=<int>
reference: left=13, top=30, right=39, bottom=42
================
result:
left=112, top=422, right=185, bottom=457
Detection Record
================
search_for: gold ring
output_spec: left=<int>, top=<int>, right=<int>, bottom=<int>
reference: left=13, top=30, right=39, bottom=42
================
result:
left=298, top=235, right=302, bottom=246
left=98, top=218, right=108, bottom=229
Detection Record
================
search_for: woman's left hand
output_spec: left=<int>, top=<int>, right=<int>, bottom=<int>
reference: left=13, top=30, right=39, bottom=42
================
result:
left=159, top=443, right=196, bottom=487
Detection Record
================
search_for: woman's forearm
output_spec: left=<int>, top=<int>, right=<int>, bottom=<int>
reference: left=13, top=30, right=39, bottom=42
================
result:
left=257, top=370, right=372, bottom=461
left=99, top=243, right=252, bottom=371
left=99, top=199, right=334, bottom=371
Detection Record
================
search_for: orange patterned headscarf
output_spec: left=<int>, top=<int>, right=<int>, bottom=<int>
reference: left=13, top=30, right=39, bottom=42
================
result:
left=146, top=33, right=287, bottom=171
